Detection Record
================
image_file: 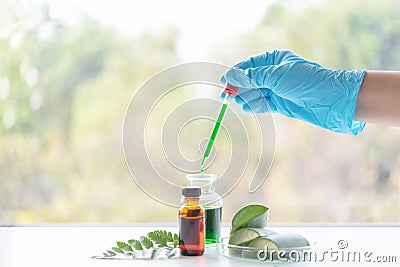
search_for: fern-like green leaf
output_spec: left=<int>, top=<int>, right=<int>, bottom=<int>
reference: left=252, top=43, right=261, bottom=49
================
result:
left=112, top=247, right=124, bottom=254
left=167, top=231, right=173, bottom=242
left=107, top=250, right=116, bottom=256
left=94, top=230, right=179, bottom=260
left=128, top=239, right=143, bottom=250
left=117, top=241, right=133, bottom=252
left=148, top=230, right=168, bottom=247
left=173, top=233, right=179, bottom=248
left=147, top=231, right=158, bottom=240
left=140, top=236, right=154, bottom=249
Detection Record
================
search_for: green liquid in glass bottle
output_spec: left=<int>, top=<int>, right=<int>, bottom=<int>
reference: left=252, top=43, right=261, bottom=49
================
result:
left=204, top=206, right=222, bottom=244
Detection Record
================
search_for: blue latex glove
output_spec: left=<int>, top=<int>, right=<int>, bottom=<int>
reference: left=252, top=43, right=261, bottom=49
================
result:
left=221, top=50, right=366, bottom=135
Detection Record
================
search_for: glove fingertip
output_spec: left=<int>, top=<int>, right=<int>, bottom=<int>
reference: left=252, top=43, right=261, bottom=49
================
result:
left=242, top=104, right=252, bottom=113
left=220, top=91, right=227, bottom=99
left=242, top=103, right=261, bottom=114
left=225, top=68, right=253, bottom=88
left=220, top=75, right=227, bottom=85
left=235, top=95, right=245, bottom=105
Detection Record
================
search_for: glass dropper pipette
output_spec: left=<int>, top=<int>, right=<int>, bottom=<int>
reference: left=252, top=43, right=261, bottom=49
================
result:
left=200, top=82, right=239, bottom=172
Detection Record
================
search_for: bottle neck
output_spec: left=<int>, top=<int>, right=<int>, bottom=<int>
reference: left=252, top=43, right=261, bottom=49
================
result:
left=184, top=196, right=200, bottom=207
left=186, top=178, right=215, bottom=193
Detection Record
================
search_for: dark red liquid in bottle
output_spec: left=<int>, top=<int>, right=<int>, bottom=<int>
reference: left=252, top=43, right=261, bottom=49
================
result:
left=179, top=205, right=205, bottom=256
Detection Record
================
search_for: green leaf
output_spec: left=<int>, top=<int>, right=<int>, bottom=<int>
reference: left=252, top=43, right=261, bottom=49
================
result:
left=112, top=247, right=124, bottom=253
left=117, top=241, right=124, bottom=248
left=94, top=230, right=179, bottom=260
left=173, top=234, right=179, bottom=248
left=147, top=231, right=158, bottom=240
left=117, top=241, right=133, bottom=252
left=140, top=236, right=154, bottom=249
left=128, top=239, right=143, bottom=250
left=107, top=250, right=116, bottom=256
left=148, top=230, right=169, bottom=247
left=167, top=231, right=173, bottom=242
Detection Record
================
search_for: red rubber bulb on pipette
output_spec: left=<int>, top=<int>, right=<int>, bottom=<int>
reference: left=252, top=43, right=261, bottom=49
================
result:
left=223, top=82, right=239, bottom=96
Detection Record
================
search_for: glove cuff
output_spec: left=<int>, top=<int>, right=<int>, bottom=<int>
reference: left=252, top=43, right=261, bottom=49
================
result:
left=346, top=69, right=367, bottom=135
left=330, top=69, right=366, bottom=135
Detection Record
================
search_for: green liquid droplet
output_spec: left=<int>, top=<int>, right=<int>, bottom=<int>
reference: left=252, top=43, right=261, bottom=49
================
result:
left=200, top=102, right=229, bottom=171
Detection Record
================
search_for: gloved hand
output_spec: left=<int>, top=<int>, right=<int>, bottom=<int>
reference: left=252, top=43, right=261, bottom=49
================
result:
left=221, top=50, right=366, bottom=135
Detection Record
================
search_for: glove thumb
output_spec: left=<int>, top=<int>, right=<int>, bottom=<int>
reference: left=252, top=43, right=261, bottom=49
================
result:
left=220, top=68, right=256, bottom=88
left=222, top=65, right=283, bottom=90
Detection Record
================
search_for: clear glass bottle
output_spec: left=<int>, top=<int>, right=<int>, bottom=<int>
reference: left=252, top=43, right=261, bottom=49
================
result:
left=186, top=174, right=222, bottom=244
left=179, top=186, right=205, bottom=256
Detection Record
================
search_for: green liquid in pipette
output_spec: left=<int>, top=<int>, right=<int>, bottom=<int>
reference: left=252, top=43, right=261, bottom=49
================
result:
left=200, top=100, right=229, bottom=172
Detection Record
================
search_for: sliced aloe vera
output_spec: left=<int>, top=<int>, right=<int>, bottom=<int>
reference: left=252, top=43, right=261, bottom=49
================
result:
left=229, top=228, right=277, bottom=246
left=245, top=233, right=310, bottom=260
left=231, top=204, right=269, bottom=232
left=249, top=233, right=310, bottom=249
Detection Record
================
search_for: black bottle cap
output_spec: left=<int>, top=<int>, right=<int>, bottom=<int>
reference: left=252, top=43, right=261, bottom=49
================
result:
left=182, top=186, right=201, bottom=197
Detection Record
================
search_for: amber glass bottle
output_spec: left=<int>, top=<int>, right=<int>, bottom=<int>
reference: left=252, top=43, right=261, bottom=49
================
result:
left=179, top=187, right=205, bottom=256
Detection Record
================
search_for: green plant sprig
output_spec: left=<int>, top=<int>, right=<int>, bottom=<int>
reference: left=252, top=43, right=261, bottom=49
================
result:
left=92, top=230, right=179, bottom=260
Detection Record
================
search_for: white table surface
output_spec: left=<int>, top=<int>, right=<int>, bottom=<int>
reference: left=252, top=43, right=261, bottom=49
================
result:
left=0, top=224, right=399, bottom=267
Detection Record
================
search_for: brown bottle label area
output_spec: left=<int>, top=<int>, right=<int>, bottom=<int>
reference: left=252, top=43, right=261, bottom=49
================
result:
left=179, top=208, right=205, bottom=256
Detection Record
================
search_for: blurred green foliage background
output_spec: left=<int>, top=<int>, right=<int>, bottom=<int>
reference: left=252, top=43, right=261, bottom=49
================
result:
left=1, top=0, right=399, bottom=223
